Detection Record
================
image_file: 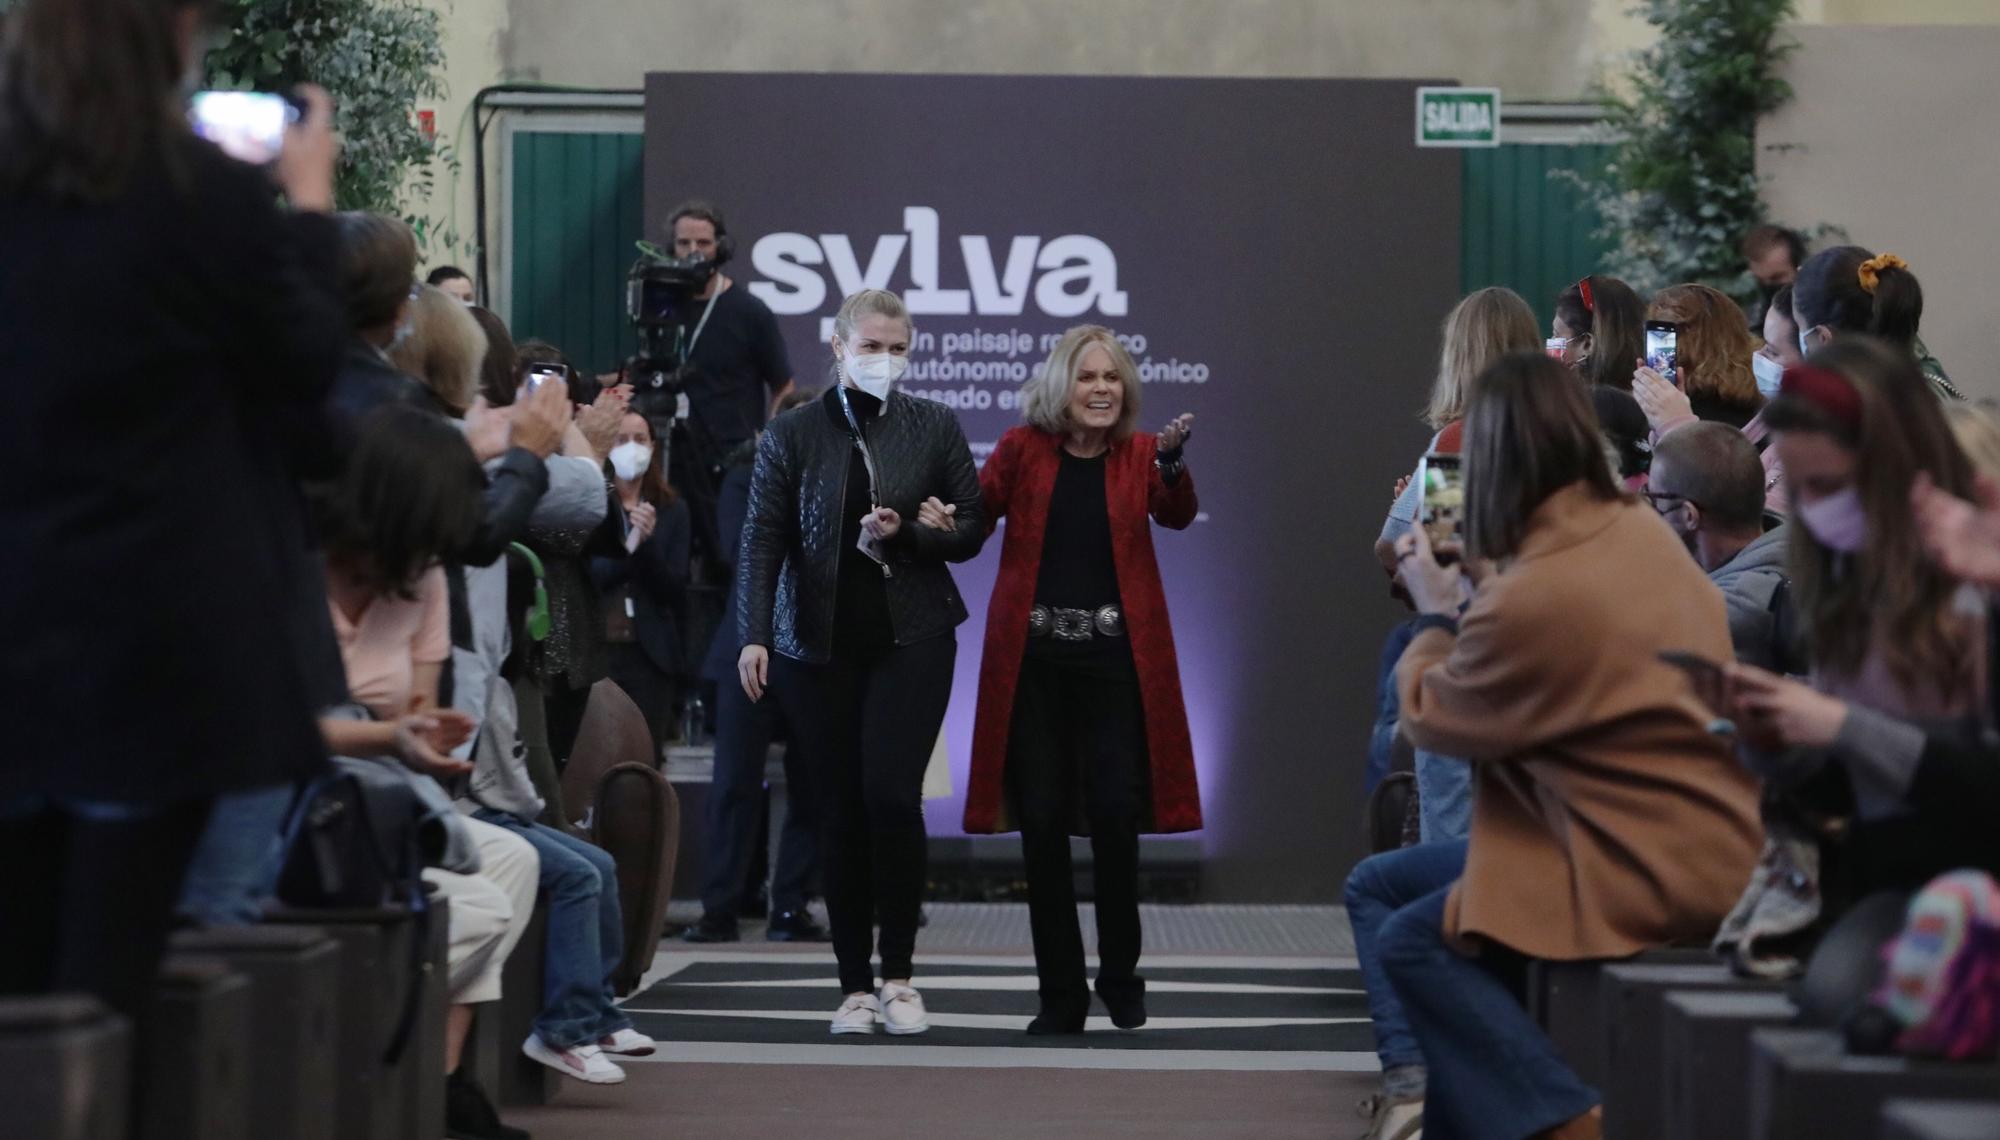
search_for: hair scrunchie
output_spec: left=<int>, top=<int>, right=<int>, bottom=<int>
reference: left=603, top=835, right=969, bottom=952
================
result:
left=1857, top=253, right=1910, bottom=295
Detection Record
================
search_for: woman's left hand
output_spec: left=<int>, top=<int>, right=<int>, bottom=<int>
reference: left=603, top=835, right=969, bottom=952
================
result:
left=1158, top=413, right=1195, bottom=453
left=1392, top=524, right=1467, bottom=617
left=1633, top=365, right=1692, bottom=431
left=1726, top=663, right=1850, bottom=750
left=862, top=506, right=902, bottom=541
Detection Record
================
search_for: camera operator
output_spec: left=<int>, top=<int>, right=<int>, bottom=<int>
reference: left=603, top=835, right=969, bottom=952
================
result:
left=657, top=200, right=795, bottom=458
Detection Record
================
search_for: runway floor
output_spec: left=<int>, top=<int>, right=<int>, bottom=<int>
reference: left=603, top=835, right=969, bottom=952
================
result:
left=511, top=902, right=1374, bottom=1139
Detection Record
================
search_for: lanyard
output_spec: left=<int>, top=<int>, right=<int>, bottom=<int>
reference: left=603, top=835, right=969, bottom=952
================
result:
left=835, top=385, right=883, bottom=509
left=675, top=288, right=722, bottom=363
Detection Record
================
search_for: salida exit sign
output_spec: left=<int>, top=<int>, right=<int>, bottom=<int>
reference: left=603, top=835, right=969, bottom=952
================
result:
left=1416, top=87, right=1501, bottom=148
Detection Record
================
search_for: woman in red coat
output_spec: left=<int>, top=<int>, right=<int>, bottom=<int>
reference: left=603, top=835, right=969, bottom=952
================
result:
left=932, top=324, right=1200, bottom=1034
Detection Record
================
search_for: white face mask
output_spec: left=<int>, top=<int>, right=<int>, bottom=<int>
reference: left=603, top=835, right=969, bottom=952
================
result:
left=1752, top=353, right=1786, bottom=399
left=842, top=352, right=908, bottom=401
left=1798, top=326, right=1819, bottom=357
left=609, top=441, right=652, bottom=482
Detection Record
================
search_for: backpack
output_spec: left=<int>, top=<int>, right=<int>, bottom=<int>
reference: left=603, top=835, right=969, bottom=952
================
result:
left=1870, top=870, right=2000, bottom=1060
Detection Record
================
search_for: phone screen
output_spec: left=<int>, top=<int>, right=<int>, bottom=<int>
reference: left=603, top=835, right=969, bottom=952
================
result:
left=1645, top=322, right=1680, bottom=387
left=189, top=91, right=295, bottom=165
left=1418, top=452, right=1464, bottom=552
left=524, top=365, right=567, bottom=394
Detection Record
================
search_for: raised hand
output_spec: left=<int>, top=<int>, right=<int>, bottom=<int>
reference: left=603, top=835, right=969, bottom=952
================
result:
left=1912, top=472, right=2000, bottom=589
left=511, top=378, right=572, bottom=459
left=1632, top=365, right=1691, bottom=432
left=1158, top=413, right=1196, bottom=453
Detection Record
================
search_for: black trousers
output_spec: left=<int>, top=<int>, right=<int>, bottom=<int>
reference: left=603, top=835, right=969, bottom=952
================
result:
left=1009, top=650, right=1150, bottom=1007
left=0, top=799, right=211, bottom=1017
left=701, top=675, right=819, bottom=916
left=607, top=642, right=677, bottom=754
left=772, top=635, right=955, bottom=994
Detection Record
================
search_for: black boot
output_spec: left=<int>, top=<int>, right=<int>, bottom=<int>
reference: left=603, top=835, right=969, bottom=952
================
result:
left=1096, top=975, right=1147, bottom=1030
left=1026, top=993, right=1089, bottom=1035
left=446, top=1070, right=531, bottom=1140
left=680, top=911, right=741, bottom=943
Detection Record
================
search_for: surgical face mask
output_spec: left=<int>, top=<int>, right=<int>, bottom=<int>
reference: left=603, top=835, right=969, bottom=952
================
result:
left=1797, top=486, right=1869, bottom=554
left=609, top=440, right=652, bottom=482
left=842, top=351, right=908, bottom=401
left=1752, top=352, right=1786, bottom=399
left=1798, top=326, right=1820, bottom=358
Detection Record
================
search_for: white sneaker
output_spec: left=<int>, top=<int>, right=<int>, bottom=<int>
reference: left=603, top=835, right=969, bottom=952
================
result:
left=597, top=1028, right=656, bottom=1056
left=1355, top=1092, right=1423, bottom=1140
left=522, top=1035, right=628, bottom=1085
left=831, top=992, right=881, bottom=1035
left=878, top=982, right=929, bottom=1036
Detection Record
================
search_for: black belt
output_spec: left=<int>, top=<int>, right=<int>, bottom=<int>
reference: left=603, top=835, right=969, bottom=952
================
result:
left=1028, top=604, right=1125, bottom=641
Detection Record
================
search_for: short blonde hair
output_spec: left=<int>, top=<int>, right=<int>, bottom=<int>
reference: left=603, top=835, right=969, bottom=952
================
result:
left=1021, top=325, right=1141, bottom=441
left=387, top=284, right=486, bottom=416
left=1426, top=287, right=1541, bottom=429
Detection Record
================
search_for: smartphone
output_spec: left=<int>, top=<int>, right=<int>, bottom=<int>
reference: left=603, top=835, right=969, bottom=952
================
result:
left=189, top=91, right=299, bottom=165
left=523, top=363, right=568, bottom=394
left=1645, top=321, right=1680, bottom=387
left=1417, top=452, right=1464, bottom=556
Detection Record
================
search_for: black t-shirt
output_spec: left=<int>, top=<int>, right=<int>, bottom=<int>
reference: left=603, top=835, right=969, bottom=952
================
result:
left=675, top=282, right=792, bottom=453
left=828, top=388, right=894, bottom=661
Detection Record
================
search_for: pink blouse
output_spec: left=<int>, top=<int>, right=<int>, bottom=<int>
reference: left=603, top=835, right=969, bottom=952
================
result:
left=328, top=565, right=450, bottom=721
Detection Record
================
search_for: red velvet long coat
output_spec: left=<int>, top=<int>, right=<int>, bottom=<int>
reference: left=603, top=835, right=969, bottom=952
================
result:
left=961, top=425, right=1203, bottom=834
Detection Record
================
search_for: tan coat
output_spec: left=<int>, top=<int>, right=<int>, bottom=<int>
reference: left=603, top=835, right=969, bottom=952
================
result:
left=1398, top=483, right=1764, bottom=961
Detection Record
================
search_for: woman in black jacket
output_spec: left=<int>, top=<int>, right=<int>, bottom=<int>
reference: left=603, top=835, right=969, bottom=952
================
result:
left=0, top=0, right=344, bottom=1015
left=737, top=289, right=985, bottom=1034
left=593, top=411, right=693, bottom=750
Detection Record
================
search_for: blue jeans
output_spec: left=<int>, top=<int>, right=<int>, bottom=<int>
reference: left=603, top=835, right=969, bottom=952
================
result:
left=1378, top=874, right=1599, bottom=1139
left=475, top=811, right=633, bottom=1049
left=1415, top=751, right=1473, bottom=842
left=177, top=784, right=296, bottom=926
left=1346, top=839, right=1468, bottom=1072
left=1367, top=621, right=1420, bottom=797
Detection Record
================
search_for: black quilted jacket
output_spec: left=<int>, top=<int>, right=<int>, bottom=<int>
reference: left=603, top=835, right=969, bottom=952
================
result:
left=739, top=389, right=986, bottom=663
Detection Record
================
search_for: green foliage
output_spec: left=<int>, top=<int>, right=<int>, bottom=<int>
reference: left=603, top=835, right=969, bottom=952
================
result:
left=205, top=0, right=456, bottom=251
left=1565, top=0, right=1797, bottom=301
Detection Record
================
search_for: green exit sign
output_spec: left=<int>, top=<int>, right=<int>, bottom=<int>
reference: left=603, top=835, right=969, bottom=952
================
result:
left=1416, top=87, right=1501, bottom=148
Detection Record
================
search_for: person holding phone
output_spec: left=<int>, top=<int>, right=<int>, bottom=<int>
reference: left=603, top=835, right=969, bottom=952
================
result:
left=1346, top=354, right=1761, bottom=1140
left=1552, top=275, right=1652, bottom=482
left=736, top=289, right=985, bottom=1034
left=1632, top=284, right=1766, bottom=436
left=0, top=0, right=351, bottom=1019
left=946, top=325, right=1198, bottom=1035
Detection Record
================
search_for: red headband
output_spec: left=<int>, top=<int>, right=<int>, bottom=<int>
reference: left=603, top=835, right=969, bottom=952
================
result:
left=1577, top=277, right=1595, bottom=313
left=1779, top=364, right=1863, bottom=432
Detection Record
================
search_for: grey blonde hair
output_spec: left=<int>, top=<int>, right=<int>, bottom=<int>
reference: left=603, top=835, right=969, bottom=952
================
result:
left=1426, top=287, right=1541, bottom=429
left=1021, top=325, right=1142, bottom=441
left=387, top=283, right=487, bottom=416
left=1946, top=402, right=2000, bottom=481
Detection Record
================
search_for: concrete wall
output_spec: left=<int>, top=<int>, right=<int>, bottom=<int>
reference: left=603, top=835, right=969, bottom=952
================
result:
left=1758, top=23, right=2000, bottom=399
left=499, top=0, right=1641, bottom=99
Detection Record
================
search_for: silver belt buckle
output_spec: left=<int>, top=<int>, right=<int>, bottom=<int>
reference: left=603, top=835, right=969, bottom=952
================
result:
left=1052, top=607, right=1094, bottom=642
left=1093, top=605, right=1125, bottom=637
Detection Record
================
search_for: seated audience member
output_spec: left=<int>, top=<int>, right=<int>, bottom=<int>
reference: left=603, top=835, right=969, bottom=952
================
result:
left=1634, top=283, right=1766, bottom=434
left=428, top=264, right=477, bottom=305
left=317, top=406, right=542, bottom=1140
left=1373, top=287, right=1540, bottom=843
left=516, top=340, right=633, bottom=765
left=1793, top=246, right=1959, bottom=400
left=1710, top=339, right=1986, bottom=979
left=1747, top=284, right=1802, bottom=512
left=1552, top=274, right=1652, bottom=481
left=389, top=282, right=484, bottom=418
left=1647, top=422, right=1804, bottom=673
left=687, top=387, right=828, bottom=944
left=592, top=412, right=693, bottom=750
left=1348, top=354, right=1762, bottom=1140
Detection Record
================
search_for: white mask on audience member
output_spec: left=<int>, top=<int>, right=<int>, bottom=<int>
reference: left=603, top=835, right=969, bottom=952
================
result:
left=1752, top=353, right=1785, bottom=400
left=609, top=441, right=652, bottom=482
